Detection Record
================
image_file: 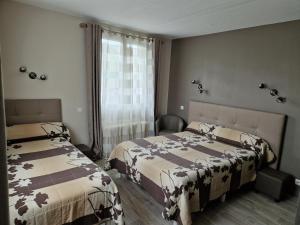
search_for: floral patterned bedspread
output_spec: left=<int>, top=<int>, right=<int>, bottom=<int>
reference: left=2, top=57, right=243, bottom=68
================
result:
left=7, top=123, right=124, bottom=225
left=108, top=122, right=273, bottom=225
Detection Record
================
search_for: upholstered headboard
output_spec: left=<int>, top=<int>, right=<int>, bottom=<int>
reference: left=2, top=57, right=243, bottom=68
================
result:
left=5, top=99, right=62, bottom=126
left=188, top=101, right=286, bottom=169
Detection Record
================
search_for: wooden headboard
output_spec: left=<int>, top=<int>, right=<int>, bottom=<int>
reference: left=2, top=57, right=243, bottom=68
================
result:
left=188, top=101, right=286, bottom=169
left=5, top=99, right=62, bottom=126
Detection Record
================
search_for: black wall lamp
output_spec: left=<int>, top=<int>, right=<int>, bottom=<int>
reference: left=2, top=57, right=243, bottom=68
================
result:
left=19, top=66, right=48, bottom=81
left=259, top=83, right=286, bottom=103
left=191, top=80, right=207, bottom=94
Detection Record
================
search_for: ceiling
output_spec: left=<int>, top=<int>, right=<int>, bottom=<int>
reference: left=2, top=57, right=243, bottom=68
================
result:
left=13, top=0, right=300, bottom=39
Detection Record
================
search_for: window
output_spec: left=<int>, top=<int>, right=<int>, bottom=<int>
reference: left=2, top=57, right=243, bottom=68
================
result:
left=101, top=31, right=154, bottom=156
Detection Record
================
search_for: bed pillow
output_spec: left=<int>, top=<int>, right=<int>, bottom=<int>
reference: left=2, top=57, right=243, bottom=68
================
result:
left=185, top=121, right=276, bottom=165
left=6, top=122, right=71, bottom=144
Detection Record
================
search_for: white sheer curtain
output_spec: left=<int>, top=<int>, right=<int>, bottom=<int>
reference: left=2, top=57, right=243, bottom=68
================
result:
left=101, top=31, right=155, bottom=157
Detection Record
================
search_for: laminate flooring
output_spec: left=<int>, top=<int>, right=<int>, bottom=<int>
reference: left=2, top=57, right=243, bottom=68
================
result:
left=100, top=163, right=297, bottom=225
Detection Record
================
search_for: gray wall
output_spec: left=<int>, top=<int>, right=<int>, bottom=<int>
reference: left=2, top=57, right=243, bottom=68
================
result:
left=0, top=1, right=89, bottom=145
left=168, top=20, right=300, bottom=178
left=0, top=1, right=172, bottom=144
left=297, top=194, right=300, bottom=225
left=0, top=51, right=9, bottom=224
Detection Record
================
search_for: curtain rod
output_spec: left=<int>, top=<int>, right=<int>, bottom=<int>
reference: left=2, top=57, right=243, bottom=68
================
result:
left=80, top=23, right=154, bottom=41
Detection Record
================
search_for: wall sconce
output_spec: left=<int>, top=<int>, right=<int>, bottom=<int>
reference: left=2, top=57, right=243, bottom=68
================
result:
left=191, top=80, right=207, bottom=94
left=19, top=66, right=48, bottom=81
left=259, top=83, right=286, bottom=103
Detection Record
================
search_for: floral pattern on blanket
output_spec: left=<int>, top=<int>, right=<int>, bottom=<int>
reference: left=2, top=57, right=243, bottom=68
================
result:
left=7, top=137, right=124, bottom=225
left=7, top=122, right=71, bottom=144
left=108, top=127, right=265, bottom=225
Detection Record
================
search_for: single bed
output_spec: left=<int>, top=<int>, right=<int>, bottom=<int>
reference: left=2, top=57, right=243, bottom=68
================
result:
left=6, top=99, right=124, bottom=225
left=108, top=101, right=286, bottom=225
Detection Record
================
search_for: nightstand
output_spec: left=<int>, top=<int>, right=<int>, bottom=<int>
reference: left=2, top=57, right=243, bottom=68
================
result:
left=255, top=167, right=295, bottom=201
left=75, top=144, right=97, bottom=162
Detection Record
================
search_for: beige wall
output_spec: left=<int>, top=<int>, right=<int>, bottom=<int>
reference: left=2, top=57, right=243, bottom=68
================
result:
left=168, top=20, right=300, bottom=178
left=0, top=1, right=89, bottom=144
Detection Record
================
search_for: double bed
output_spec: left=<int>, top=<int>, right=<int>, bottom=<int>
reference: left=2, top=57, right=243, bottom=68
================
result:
left=6, top=99, right=124, bottom=225
left=108, top=101, right=286, bottom=225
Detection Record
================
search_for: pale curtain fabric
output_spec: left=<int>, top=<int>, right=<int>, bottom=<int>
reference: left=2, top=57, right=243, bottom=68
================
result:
left=101, top=31, right=155, bottom=157
left=84, top=24, right=103, bottom=158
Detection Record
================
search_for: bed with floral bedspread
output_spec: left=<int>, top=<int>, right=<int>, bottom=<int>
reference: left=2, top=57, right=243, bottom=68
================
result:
left=108, top=121, right=275, bottom=225
left=7, top=122, right=124, bottom=225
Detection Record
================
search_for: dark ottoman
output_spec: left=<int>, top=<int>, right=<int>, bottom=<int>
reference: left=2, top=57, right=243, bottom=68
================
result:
left=255, top=167, right=295, bottom=201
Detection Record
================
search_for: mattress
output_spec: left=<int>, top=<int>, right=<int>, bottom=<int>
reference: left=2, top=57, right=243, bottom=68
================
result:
left=7, top=123, right=124, bottom=225
left=108, top=121, right=274, bottom=225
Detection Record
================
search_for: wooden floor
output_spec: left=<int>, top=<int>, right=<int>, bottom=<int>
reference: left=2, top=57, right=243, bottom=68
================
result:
left=103, top=166, right=297, bottom=225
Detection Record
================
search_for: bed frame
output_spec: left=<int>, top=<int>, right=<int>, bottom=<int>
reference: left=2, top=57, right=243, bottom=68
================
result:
left=172, top=101, right=287, bottom=225
left=5, top=99, right=62, bottom=126
left=5, top=99, right=124, bottom=225
left=188, top=101, right=286, bottom=170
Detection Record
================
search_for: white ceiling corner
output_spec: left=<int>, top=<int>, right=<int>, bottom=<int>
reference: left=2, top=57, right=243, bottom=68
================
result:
left=12, top=0, right=300, bottom=39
